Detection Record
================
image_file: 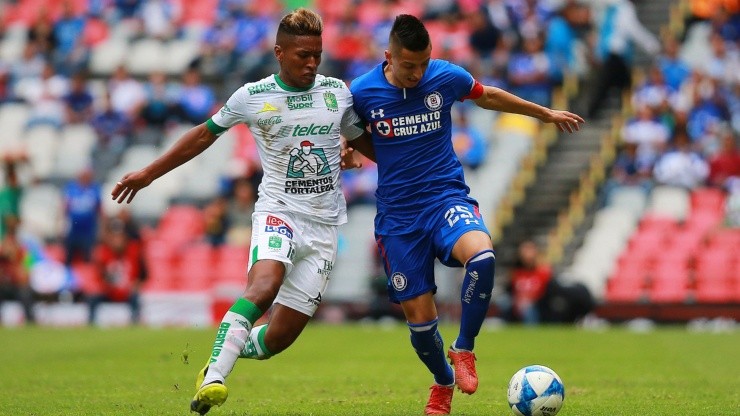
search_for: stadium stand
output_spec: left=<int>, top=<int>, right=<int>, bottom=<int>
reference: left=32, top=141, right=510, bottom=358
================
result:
left=1, top=0, right=735, bottom=326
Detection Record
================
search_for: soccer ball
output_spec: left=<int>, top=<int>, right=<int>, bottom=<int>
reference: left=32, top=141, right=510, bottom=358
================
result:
left=507, top=365, right=565, bottom=416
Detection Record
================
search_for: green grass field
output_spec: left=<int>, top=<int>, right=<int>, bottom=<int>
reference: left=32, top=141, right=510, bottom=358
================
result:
left=1, top=323, right=738, bottom=415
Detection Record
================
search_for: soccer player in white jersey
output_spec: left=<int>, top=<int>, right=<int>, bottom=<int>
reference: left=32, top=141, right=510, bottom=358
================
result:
left=111, top=9, right=366, bottom=415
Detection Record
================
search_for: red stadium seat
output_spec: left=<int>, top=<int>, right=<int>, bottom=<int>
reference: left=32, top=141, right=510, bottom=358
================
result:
left=706, top=229, right=740, bottom=250
left=690, top=188, right=726, bottom=214
left=613, top=253, right=651, bottom=279
left=44, top=243, right=66, bottom=263
left=144, top=239, right=177, bottom=263
left=143, top=261, right=178, bottom=292
left=217, top=244, right=250, bottom=264
left=628, top=228, right=670, bottom=261
left=155, top=205, right=206, bottom=245
left=670, top=229, right=705, bottom=258
left=72, top=262, right=104, bottom=295
left=605, top=278, right=645, bottom=303
left=143, top=239, right=179, bottom=290
left=606, top=259, right=649, bottom=303
left=214, top=259, right=248, bottom=286
left=214, top=245, right=250, bottom=285
left=649, top=277, right=690, bottom=303
left=639, top=215, right=679, bottom=233
left=684, top=210, right=723, bottom=234
left=646, top=258, right=691, bottom=303
left=733, top=278, right=740, bottom=302
left=655, top=245, right=694, bottom=268
left=180, top=0, right=217, bottom=26
left=695, top=257, right=734, bottom=282
left=695, top=279, right=733, bottom=303
left=174, top=243, right=216, bottom=291
left=695, top=248, right=736, bottom=275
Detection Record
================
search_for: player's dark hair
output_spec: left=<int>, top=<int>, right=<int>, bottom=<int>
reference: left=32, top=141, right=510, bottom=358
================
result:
left=277, top=8, right=323, bottom=38
left=389, top=14, right=430, bottom=52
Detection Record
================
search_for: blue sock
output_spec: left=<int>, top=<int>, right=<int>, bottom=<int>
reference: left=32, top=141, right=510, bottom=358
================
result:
left=455, top=250, right=496, bottom=351
left=408, top=318, right=454, bottom=386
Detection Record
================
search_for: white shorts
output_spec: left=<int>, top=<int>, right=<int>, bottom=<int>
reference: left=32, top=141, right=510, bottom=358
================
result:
left=249, top=211, right=337, bottom=316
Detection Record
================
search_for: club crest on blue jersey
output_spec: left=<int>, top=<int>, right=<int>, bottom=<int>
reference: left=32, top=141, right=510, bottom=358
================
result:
left=424, top=91, right=443, bottom=111
left=391, top=272, right=407, bottom=291
left=265, top=215, right=294, bottom=239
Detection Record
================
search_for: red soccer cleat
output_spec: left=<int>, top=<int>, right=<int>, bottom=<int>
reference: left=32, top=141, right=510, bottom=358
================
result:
left=448, top=347, right=478, bottom=394
left=424, top=384, right=454, bottom=415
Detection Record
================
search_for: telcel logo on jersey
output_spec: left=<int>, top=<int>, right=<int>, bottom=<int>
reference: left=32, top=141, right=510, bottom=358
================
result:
left=265, top=215, right=294, bottom=239
left=292, top=123, right=334, bottom=137
left=374, top=111, right=442, bottom=138
left=287, top=94, right=314, bottom=110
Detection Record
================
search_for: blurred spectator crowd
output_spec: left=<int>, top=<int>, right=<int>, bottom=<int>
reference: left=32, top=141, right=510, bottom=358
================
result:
left=581, top=0, right=740, bottom=310
left=603, top=0, right=739, bottom=220
left=0, top=0, right=737, bottom=325
left=0, top=0, right=599, bottom=324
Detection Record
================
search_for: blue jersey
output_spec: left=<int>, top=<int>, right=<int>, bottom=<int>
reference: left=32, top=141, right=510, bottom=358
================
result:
left=351, top=60, right=479, bottom=234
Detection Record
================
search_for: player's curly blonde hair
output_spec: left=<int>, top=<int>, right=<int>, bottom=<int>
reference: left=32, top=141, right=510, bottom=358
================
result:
left=277, top=8, right=323, bottom=38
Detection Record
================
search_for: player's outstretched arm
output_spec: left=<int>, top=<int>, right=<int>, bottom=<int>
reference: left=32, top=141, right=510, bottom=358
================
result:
left=111, top=123, right=219, bottom=204
left=472, top=86, right=584, bottom=133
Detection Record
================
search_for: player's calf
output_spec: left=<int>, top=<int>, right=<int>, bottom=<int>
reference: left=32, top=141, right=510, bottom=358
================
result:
left=456, top=249, right=495, bottom=351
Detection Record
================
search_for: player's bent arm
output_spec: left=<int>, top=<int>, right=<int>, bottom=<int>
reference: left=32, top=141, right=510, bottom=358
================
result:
left=472, top=85, right=552, bottom=119
left=140, top=123, right=219, bottom=181
left=347, top=131, right=376, bottom=163
left=472, top=85, right=584, bottom=133
left=112, top=123, right=219, bottom=203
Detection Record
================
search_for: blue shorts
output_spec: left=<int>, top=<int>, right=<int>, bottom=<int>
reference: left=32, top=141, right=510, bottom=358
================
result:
left=376, top=198, right=490, bottom=303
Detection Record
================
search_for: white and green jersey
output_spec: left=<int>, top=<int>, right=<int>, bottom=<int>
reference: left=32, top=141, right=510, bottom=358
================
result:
left=207, top=74, right=364, bottom=225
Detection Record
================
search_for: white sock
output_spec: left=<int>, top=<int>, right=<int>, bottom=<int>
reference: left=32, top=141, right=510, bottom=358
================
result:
left=240, top=324, right=271, bottom=360
left=202, top=311, right=253, bottom=386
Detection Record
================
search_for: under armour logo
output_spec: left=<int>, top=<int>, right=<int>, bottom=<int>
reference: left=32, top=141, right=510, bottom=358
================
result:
left=370, top=109, right=384, bottom=119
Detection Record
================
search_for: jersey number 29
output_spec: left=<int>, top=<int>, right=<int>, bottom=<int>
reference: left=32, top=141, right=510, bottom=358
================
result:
left=444, top=205, right=479, bottom=227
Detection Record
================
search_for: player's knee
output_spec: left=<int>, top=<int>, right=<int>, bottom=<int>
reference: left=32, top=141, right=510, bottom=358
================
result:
left=408, top=318, right=441, bottom=352
left=244, top=274, right=283, bottom=309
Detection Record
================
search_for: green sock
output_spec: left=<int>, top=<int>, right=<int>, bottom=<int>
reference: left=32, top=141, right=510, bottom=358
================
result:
left=240, top=324, right=272, bottom=360
left=202, top=298, right=263, bottom=385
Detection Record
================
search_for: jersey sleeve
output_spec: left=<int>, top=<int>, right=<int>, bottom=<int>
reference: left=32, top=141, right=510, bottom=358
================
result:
left=340, top=91, right=365, bottom=141
left=443, top=60, right=481, bottom=101
left=206, top=85, right=250, bottom=136
left=348, top=80, right=367, bottom=125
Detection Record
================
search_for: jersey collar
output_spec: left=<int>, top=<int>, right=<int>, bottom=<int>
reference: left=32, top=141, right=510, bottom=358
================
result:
left=274, top=74, right=314, bottom=92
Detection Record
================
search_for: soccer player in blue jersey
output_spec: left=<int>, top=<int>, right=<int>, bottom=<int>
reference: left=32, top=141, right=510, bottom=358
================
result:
left=348, top=15, right=584, bottom=415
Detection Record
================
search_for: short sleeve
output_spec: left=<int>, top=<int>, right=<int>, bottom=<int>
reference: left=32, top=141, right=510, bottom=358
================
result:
left=340, top=92, right=365, bottom=141
left=442, top=60, right=477, bottom=101
left=349, top=81, right=366, bottom=124
left=208, top=85, right=250, bottom=136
